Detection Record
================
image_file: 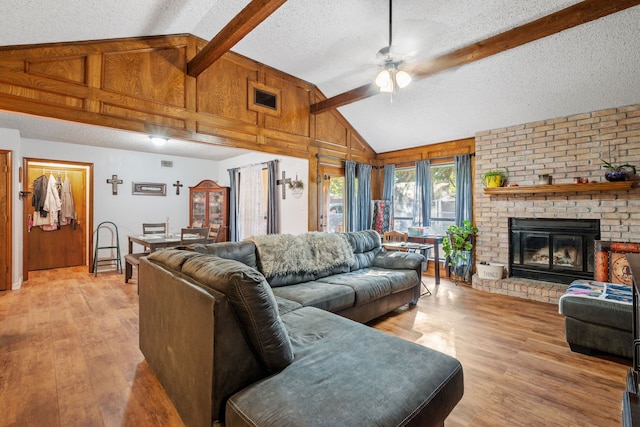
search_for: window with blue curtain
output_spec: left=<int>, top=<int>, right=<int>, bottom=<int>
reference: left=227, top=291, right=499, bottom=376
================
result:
left=392, top=163, right=457, bottom=234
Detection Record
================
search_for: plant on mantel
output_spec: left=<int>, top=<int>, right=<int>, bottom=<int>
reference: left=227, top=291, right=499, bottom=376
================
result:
left=481, top=167, right=508, bottom=188
left=602, top=140, right=636, bottom=182
left=601, top=160, right=636, bottom=182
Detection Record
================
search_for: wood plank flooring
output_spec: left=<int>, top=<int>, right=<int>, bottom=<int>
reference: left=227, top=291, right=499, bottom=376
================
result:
left=0, top=266, right=629, bottom=426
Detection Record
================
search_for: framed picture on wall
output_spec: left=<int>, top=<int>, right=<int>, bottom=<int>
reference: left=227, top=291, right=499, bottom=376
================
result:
left=132, top=182, right=166, bottom=196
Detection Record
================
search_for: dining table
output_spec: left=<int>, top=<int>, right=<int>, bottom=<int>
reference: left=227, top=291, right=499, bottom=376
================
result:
left=127, top=232, right=207, bottom=254
left=407, top=234, right=446, bottom=285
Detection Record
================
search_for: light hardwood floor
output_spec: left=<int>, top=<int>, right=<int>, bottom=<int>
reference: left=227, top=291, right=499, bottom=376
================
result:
left=0, top=267, right=629, bottom=426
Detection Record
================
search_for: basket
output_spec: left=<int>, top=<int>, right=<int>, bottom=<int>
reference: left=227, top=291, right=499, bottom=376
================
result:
left=476, top=263, right=504, bottom=280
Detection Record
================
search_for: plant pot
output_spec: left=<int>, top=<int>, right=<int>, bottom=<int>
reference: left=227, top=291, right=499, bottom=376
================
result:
left=483, top=175, right=504, bottom=187
left=605, top=170, right=628, bottom=182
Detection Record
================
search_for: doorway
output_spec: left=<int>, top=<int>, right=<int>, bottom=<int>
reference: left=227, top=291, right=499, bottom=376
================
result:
left=22, top=159, right=93, bottom=280
left=318, top=163, right=345, bottom=233
left=0, top=150, right=11, bottom=291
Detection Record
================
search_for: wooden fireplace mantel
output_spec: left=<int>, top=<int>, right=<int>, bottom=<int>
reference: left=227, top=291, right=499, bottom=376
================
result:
left=483, top=181, right=636, bottom=195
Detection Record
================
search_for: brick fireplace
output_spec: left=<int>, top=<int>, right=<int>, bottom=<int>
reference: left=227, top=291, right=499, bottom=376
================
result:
left=473, top=104, right=640, bottom=303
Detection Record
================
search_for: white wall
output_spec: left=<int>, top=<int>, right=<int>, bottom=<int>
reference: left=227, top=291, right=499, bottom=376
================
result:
left=1, top=128, right=311, bottom=288
left=217, top=152, right=309, bottom=235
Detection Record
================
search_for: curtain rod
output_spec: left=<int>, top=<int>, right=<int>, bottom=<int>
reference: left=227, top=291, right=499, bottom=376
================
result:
left=317, top=152, right=474, bottom=167
left=385, top=151, right=475, bottom=168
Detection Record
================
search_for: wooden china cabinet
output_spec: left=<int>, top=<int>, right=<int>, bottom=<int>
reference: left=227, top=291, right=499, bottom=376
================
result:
left=189, top=180, right=230, bottom=242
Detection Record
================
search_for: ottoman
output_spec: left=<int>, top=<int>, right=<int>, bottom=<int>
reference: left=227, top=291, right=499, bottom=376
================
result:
left=559, top=280, right=632, bottom=358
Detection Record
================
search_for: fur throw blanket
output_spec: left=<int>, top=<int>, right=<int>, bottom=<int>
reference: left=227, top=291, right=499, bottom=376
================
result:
left=250, top=233, right=355, bottom=277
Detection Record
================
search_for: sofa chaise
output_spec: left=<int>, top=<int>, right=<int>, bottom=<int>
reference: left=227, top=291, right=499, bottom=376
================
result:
left=139, top=230, right=464, bottom=426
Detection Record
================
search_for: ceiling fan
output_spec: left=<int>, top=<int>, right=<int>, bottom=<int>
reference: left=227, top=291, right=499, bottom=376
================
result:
left=374, top=0, right=412, bottom=97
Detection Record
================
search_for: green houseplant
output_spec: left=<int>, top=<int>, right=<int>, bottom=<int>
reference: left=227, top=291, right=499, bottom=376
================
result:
left=601, top=160, right=636, bottom=182
left=481, top=168, right=508, bottom=188
left=442, top=220, right=478, bottom=283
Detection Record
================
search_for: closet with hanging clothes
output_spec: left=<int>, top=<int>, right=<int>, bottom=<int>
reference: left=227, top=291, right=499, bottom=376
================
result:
left=25, top=159, right=90, bottom=273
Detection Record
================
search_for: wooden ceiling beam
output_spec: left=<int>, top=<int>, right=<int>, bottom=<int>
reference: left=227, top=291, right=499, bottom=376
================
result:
left=310, top=0, right=640, bottom=115
left=187, top=0, right=287, bottom=78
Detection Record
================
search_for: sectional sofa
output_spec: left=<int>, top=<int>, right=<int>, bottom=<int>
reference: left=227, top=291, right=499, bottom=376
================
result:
left=139, top=230, right=464, bottom=426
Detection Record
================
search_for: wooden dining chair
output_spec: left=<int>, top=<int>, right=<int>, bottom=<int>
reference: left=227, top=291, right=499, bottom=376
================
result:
left=208, top=222, right=221, bottom=243
left=180, top=227, right=209, bottom=245
left=383, top=230, right=408, bottom=244
left=125, top=223, right=165, bottom=285
left=143, top=223, right=166, bottom=235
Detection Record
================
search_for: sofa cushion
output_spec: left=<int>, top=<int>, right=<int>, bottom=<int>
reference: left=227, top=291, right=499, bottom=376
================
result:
left=225, top=306, right=464, bottom=427
left=179, top=254, right=294, bottom=373
left=275, top=296, right=303, bottom=316
left=271, top=281, right=355, bottom=312
left=341, top=230, right=383, bottom=271
left=317, top=269, right=396, bottom=304
left=147, top=248, right=204, bottom=271
left=372, top=250, right=425, bottom=271
left=187, top=241, right=258, bottom=269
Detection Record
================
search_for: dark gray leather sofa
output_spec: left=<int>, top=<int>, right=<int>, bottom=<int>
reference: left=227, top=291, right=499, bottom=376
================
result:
left=139, top=230, right=464, bottom=426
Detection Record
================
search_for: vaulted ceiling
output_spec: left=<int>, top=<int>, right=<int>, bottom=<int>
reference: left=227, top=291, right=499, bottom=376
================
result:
left=1, top=0, right=639, bottom=160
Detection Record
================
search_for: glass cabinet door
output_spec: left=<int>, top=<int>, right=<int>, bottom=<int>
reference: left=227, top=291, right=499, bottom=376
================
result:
left=191, top=191, right=206, bottom=227
left=208, top=191, right=223, bottom=225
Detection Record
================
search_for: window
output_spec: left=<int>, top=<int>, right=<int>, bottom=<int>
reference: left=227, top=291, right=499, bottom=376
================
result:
left=393, top=163, right=456, bottom=234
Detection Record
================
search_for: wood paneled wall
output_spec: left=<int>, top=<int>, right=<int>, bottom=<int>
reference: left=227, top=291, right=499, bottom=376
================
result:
left=0, top=35, right=477, bottom=230
left=0, top=34, right=378, bottom=230
left=0, top=35, right=374, bottom=160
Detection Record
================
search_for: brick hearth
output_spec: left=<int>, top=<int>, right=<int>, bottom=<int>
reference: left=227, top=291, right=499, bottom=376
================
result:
left=471, top=275, right=567, bottom=304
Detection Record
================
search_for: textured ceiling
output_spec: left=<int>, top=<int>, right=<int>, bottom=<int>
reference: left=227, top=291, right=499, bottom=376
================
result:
left=1, top=0, right=639, bottom=159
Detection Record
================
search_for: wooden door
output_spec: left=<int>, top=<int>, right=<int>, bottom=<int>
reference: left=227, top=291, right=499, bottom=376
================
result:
left=0, top=150, right=10, bottom=290
left=25, top=161, right=87, bottom=271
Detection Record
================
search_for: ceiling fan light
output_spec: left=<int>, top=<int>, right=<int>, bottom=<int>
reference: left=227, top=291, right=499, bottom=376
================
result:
left=375, top=69, right=391, bottom=88
left=396, top=70, right=412, bottom=88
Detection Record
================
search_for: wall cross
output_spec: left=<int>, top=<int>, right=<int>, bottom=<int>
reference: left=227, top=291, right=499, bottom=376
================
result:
left=173, top=180, right=183, bottom=195
left=106, top=174, right=123, bottom=195
left=276, top=171, right=291, bottom=200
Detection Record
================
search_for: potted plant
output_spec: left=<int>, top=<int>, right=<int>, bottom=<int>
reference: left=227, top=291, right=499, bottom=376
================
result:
left=481, top=168, right=508, bottom=188
left=602, top=160, right=636, bottom=182
left=442, top=220, right=478, bottom=283
left=289, top=179, right=304, bottom=190
left=289, top=177, right=304, bottom=199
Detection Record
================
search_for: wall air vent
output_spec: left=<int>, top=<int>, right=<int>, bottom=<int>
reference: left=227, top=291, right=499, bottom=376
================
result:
left=255, top=89, right=277, bottom=109
left=248, top=81, right=281, bottom=117
left=161, top=160, right=173, bottom=168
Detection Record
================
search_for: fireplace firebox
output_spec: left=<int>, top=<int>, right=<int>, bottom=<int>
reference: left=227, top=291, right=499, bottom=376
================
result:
left=509, top=218, right=600, bottom=284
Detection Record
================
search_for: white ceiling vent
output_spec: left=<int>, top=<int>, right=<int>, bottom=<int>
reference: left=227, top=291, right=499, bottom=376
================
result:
left=161, top=160, right=173, bottom=168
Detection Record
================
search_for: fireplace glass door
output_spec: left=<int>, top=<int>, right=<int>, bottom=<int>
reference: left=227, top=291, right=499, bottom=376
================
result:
left=509, top=218, right=599, bottom=284
left=521, top=233, right=583, bottom=271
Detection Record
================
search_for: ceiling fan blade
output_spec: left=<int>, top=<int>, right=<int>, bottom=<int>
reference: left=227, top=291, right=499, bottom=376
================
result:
left=310, top=0, right=640, bottom=115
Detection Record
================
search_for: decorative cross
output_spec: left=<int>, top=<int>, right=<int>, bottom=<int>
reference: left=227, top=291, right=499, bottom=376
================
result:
left=276, top=171, right=291, bottom=200
left=173, top=180, right=183, bottom=195
left=106, top=174, right=123, bottom=195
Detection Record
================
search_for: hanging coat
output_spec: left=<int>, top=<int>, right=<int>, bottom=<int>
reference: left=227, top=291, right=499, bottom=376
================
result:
left=60, top=176, right=76, bottom=225
left=32, top=175, right=48, bottom=217
left=33, top=174, right=62, bottom=229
